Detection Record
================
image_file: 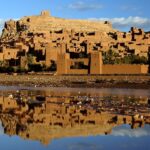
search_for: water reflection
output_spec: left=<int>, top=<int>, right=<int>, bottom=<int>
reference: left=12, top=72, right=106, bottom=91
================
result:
left=0, top=87, right=150, bottom=149
left=112, top=125, right=150, bottom=137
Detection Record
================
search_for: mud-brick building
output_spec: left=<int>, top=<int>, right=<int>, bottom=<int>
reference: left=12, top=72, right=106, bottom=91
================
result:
left=0, top=10, right=150, bottom=74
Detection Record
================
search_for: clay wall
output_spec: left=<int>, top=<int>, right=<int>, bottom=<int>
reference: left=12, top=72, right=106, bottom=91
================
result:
left=3, top=48, right=20, bottom=60
left=141, top=65, right=149, bottom=73
left=0, top=54, right=4, bottom=61
left=0, top=47, right=4, bottom=61
left=67, top=69, right=88, bottom=75
left=57, top=53, right=70, bottom=75
left=102, top=64, right=149, bottom=74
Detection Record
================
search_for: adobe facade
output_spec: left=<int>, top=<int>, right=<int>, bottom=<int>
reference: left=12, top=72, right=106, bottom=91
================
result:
left=0, top=10, right=150, bottom=74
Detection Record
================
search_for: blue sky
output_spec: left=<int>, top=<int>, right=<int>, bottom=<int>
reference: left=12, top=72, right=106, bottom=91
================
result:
left=0, top=0, right=150, bottom=31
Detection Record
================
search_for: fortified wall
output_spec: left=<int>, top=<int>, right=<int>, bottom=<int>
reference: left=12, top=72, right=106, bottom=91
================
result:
left=57, top=51, right=149, bottom=75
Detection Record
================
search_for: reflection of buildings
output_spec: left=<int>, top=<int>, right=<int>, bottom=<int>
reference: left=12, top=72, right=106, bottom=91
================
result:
left=0, top=93, right=150, bottom=145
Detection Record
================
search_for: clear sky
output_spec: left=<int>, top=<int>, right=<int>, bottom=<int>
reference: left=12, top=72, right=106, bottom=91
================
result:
left=0, top=0, right=150, bottom=31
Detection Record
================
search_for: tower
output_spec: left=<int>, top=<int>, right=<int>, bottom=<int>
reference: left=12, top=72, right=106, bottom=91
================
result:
left=90, top=52, right=103, bottom=74
left=41, top=10, right=51, bottom=17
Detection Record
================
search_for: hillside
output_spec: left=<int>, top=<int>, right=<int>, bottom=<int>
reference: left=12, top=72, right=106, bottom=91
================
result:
left=0, top=10, right=149, bottom=74
left=1, top=10, right=114, bottom=41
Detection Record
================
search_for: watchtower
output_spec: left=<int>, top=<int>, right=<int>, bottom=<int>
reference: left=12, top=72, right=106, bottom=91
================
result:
left=41, top=10, right=51, bottom=17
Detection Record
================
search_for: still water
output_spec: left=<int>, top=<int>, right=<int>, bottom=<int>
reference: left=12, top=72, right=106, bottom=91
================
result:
left=0, top=86, right=150, bottom=150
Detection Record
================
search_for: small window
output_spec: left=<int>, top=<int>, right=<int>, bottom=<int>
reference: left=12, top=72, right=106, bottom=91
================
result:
left=27, top=18, right=30, bottom=22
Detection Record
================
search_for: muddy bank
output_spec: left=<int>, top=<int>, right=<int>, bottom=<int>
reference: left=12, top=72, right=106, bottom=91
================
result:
left=0, top=74, right=150, bottom=89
